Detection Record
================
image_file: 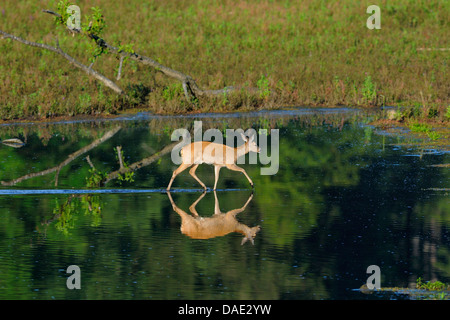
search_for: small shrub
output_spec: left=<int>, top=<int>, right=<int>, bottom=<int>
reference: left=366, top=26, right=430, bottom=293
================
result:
left=427, top=131, right=441, bottom=140
left=427, top=107, right=438, bottom=119
left=361, top=75, right=377, bottom=105
left=162, top=82, right=183, bottom=101
left=257, top=74, right=270, bottom=99
left=409, top=122, right=431, bottom=133
left=126, top=83, right=151, bottom=105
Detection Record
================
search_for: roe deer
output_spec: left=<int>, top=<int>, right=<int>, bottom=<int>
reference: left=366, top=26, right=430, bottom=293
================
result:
left=167, top=191, right=260, bottom=245
left=167, top=132, right=260, bottom=191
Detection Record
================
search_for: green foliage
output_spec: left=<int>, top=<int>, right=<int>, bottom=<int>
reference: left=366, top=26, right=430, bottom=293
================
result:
left=55, top=0, right=72, bottom=27
left=257, top=74, right=270, bottom=99
left=85, top=7, right=109, bottom=62
left=53, top=196, right=77, bottom=235
left=88, top=45, right=107, bottom=63
left=55, top=2, right=103, bottom=36
left=416, top=277, right=448, bottom=291
left=117, top=43, right=135, bottom=55
left=85, top=168, right=107, bottom=188
left=361, top=75, right=377, bottom=105
left=407, top=122, right=444, bottom=141
left=86, top=7, right=106, bottom=35
left=115, top=42, right=135, bottom=73
left=117, top=170, right=135, bottom=183
left=409, top=122, right=431, bottom=133
left=54, top=1, right=108, bottom=63
left=114, top=147, right=135, bottom=184
left=221, top=89, right=229, bottom=106
left=427, top=131, right=441, bottom=140
left=55, top=2, right=106, bottom=36
left=81, top=195, right=103, bottom=227
left=162, top=82, right=183, bottom=101
left=445, top=106, right=450, bottom=120
left=52, top=194, right=104, bottom=234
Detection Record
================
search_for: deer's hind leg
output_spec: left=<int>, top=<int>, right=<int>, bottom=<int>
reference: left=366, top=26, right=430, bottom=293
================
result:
left=189, top=164, right=207, bottom=190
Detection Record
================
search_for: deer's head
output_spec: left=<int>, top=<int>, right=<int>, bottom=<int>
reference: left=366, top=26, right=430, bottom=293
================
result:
left=241, top=133, right=260, bottom=154
left=241, top=225, right=261, bottom=245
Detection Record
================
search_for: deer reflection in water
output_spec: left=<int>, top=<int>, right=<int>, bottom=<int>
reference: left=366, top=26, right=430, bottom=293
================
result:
left=167, top=191, right=260, bottom=245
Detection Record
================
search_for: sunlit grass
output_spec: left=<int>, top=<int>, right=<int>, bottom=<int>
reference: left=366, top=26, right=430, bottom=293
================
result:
left=0, top=0, right=449, bottom=119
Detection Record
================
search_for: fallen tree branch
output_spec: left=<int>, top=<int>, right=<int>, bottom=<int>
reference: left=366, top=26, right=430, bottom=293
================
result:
left=41, top=8, right=258, bottom=101
left=116, top=146, right=124, bottom=170
left=103, top=141, right=179, bottom=185
left=1, top=126, right=122, bottom=186
left=0, top=29, right=124, bottom=95
left=2, top=5, right=260, bottom=107
left=116, top=56, right=124, bottom=81
left=85, top=155, right=96, bottom=169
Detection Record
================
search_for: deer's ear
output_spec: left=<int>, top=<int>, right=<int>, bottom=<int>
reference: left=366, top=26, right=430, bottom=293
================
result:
left=241, top=236, right=255, bottom=245
left=240, top=132, right=248, bottom=142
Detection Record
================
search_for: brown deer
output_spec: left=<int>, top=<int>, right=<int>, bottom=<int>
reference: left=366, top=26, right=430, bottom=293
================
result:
left=167, top=132, right=260, bottom=191
left=167, top=191, right=260, bottom=245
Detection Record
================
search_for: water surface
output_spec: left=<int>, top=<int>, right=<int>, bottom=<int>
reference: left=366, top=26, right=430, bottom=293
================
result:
left=0, top=108, right=448, bottom=300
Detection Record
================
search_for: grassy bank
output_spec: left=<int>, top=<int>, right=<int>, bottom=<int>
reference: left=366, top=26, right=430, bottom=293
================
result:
left=0, top=0, right=449, bottom=121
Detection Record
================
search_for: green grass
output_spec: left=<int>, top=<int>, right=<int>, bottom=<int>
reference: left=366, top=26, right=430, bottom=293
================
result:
left=409, top=123, right=431, bottom=133
left=427, top=131, right=442, bottom=140
left=0, top=0, right=449, bottom=120
left=408, top=122, right=443, bottom=140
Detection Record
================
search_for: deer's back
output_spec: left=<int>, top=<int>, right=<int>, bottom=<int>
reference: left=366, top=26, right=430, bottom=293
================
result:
left=180, top=214, right=239, bottom=239
left=181, top=141, right=236, bottom=165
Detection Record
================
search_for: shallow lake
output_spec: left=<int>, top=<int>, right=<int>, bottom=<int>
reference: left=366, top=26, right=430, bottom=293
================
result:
left=0, top=108, right=448, bottom=300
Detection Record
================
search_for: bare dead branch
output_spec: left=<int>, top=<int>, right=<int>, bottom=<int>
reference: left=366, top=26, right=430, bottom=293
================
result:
left=103, top=141, right=179, bottom=185
left=54, top=166, right=62, bottom=186
left=42, top=9, right=62, bottom=19
left=41, top=8, right=258, bottom=101
left=117, top=56, right=124, bottom=81
left=1, top=127, right=122, bottom=186
left=0, top=30, right=124, bottom=95
left=85, top=155, right=96, bottom=169
left=86, top=33, right=260, bottom=99
left=116, top=146, right=124, bottom=169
